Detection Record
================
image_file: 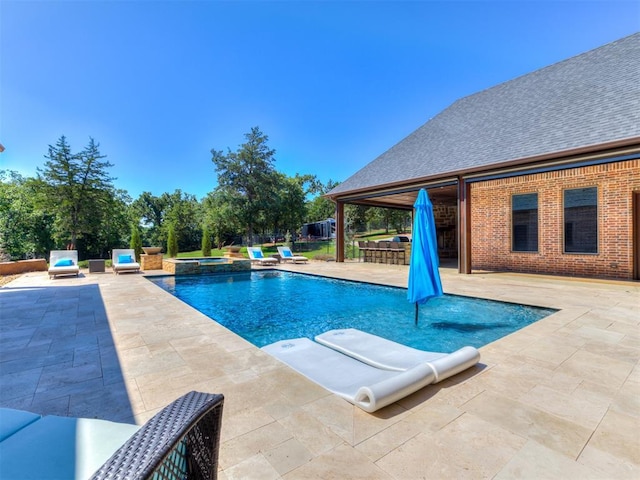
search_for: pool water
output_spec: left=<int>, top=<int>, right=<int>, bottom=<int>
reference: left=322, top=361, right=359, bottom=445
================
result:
left=148, top=271, right=557, bottom=352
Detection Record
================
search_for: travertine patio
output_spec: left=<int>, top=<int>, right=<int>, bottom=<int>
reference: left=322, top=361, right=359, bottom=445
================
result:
left=0, top=262, right=638, bottom=479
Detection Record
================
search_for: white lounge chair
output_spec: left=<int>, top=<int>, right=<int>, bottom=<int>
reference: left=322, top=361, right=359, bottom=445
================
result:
left=111, top=249, right=141, bottom=275
left=246, top=247, right=278, bottom=266
left=315, top=328, right=480, bottom=382
left=263, top=329, right=481, bottom=412
left=48, top=250, right=80, bottom=279
left=262, top=337, right=437, bottom=413
left=277, top=246, right=308, bottom=264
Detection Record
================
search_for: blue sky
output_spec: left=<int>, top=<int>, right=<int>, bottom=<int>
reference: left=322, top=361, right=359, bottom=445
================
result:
left=1, top=1, right=638, bottom=200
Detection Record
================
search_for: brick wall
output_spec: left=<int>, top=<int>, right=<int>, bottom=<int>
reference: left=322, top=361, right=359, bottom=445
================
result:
left=470, top=159, right=640, bottom=279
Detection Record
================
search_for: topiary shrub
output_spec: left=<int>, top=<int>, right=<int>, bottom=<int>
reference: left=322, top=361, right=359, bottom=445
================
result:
left=130, top=225, right=143, bottom=261
left=202, top=226, right=212, bottom=257
left=167, top=224, right=179, bottom=258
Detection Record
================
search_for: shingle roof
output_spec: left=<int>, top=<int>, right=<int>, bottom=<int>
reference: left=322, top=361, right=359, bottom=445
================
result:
left=329, top=33, right=640, bottom=197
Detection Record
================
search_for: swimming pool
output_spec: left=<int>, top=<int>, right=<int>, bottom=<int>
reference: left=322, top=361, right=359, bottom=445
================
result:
left=149, top=271, right=557, bottom=352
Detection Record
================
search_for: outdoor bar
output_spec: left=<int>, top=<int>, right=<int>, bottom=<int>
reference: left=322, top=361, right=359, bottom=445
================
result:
left=358, top=241, right=411, bottom=265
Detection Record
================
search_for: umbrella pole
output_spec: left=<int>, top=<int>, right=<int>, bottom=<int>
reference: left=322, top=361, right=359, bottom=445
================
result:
left=415, top=303, right=419, bottom=325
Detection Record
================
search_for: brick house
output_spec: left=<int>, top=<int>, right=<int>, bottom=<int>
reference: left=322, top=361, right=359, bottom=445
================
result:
left=326, top=33, right=640, bottom=280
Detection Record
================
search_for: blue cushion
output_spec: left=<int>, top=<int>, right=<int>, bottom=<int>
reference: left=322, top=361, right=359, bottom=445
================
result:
left=117, top=255, right=133, bottom=264
left=54, top=259, right=73, bottom=267
left=0, top=415, right=139, bottom=480
left=282, top=250, right=292, bottom=258
left=0, top=408, right=41, bottom=442
left=253, top=250, right=263, bottom=259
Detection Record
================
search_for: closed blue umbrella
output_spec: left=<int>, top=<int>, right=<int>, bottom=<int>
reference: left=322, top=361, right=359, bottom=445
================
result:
left=407, top=188, right=443, bottom=325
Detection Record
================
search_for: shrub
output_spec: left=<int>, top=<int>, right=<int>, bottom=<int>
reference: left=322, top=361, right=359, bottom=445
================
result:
left=167, top=224, right=179, bottom=258
left=202, top=226, right=212, bottom=257
left=313, top=254, right=335, bottom=262
left=130, top=225, right=143, bottom=261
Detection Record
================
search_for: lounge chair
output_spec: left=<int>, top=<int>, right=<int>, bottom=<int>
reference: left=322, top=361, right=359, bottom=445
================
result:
left=262, top=337, right=436, bottom=412
left=277, top=246, right=308, bottom=264
left=112, top=248, right=141, bottom=274
left=0, top=391, right=224, bottom=480
left=262, top=329, right=481, bottom=412
left=246, top=247, right=278, bottom=266
left=315, top=328, right=480, bottom=381
left=48, top=250, right=80, bottom=279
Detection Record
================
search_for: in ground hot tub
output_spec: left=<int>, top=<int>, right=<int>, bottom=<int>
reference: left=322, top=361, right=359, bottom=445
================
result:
left=162, top=257, right=251, bottom=275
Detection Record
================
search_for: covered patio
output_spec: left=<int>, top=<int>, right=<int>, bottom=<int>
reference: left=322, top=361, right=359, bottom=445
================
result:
left=326, top=34, right=640, bottom=280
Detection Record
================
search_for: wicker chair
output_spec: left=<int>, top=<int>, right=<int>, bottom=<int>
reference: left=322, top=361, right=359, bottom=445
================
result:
left=357, top=241, right=369, bottom=262
left=376, top=241, right=391, bottom=263
left=92, top=391, right=224, bottom=480
left=388, top=241, right=406, bottom=265
left=367, top=241, right=379, bottom=263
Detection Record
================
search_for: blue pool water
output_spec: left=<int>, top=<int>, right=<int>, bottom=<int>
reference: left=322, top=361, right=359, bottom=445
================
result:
left=148, top=271, right=557, bottom=352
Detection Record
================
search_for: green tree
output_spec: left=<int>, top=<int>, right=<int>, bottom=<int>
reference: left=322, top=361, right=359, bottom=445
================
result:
left=366, top=207, right=386, bottom=233
left=201, top=225, right=212, bottom=256
left=306, top=179, right=339, bottom=222
left=103, top=189, right=134, bottom=252
left=80, top=188, right=132, bottom=259
left=388, top=209, right=411, bottom=234
left=130, top=192, right=166, bottom=246
left=0, top=171, right=55, bottom=259
left=365, top=207, right=410, bottom=234
left=162, top=190, right=201, bottom=252
left=37, top=136, right=115, bottom=251
left=201, top=190, right=242, bottom=248
left=346, top=204, right=369, bottom=233
left=265, top=173, right=307, bottom=240
left=130, top=224, right=143, bottom=261
left=344, top=205, right=363, bottom=259
left=211, top=126, right=278, bottom=244
left=167, top=223, right=179, bottom=257
left=130, top=190, right=201, bottom=252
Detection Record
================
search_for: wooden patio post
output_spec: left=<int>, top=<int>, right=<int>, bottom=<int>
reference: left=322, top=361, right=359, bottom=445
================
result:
left=458, top=178, right=472, bottom=274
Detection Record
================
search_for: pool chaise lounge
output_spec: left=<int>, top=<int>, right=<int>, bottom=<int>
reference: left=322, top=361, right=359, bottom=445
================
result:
left=247, top=247, right=279, bottom=266
left=277, top=246, right=308, bottom=264
left=262, top=338, right=437, bottom=412
left=262, top=332, right=480, bottom=412
left=315, top=328, right=481, bottom=381
left=48, top=250, right=80, bottom=279
left=112, top=248, right=141, bottom=274
left=0, top=391, right=224, bottom=480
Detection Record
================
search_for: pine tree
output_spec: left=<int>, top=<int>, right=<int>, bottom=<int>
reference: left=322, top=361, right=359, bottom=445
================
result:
left=37, top=136, right=114, bottom=249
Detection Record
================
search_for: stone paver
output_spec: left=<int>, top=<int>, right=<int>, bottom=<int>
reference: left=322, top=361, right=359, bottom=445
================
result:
left=0, top=262, right=638, bottom=479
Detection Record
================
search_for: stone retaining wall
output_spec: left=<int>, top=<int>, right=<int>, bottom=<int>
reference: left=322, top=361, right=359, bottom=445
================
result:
left=162, top=258, right=252, bottom=275
left=0, top=259, right=48, bottom=275
left=141, top=254, right=163, bottom=270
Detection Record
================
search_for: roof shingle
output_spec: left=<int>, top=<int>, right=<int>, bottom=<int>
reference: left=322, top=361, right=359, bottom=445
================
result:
left=329, top=33, right=640, bottom=196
